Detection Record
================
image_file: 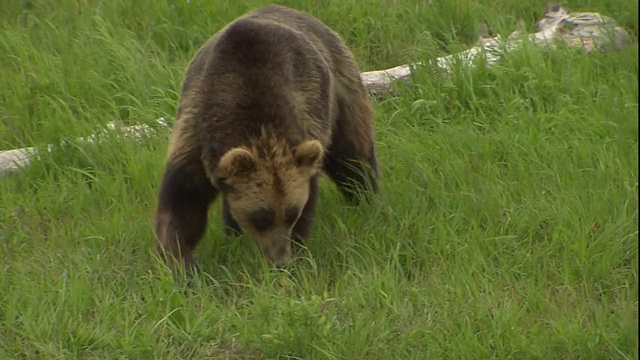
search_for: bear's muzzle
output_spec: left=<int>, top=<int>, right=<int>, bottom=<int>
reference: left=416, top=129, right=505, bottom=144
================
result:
left=259, top=231, right=293, bottom=268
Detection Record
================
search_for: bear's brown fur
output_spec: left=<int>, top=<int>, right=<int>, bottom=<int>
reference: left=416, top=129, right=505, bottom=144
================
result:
left=154, top=4, right=379, bottom=270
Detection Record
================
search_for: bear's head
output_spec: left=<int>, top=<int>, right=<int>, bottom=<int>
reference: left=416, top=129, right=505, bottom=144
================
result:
left=214, top=138, right=324, bottom=267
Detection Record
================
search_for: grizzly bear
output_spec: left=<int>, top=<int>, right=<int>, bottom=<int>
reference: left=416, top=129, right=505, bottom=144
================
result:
left=153, top=4, right=379, bottom=271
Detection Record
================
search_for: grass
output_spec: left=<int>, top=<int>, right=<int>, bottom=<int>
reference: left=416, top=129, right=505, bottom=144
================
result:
left=0, top=0, right=638, bottom=358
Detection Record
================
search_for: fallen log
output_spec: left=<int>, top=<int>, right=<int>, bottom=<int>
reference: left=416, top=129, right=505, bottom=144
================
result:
left=0, top=3, right=633, bottom=176
left=361, top=3, right=632, bottom=94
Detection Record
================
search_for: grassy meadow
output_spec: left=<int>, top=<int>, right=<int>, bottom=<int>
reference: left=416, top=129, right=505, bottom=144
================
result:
left=0, top=0, right=638, bottom=358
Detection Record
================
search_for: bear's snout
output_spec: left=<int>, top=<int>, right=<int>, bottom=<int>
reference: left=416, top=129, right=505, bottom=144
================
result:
left=262, top=233, right=292, bottom=268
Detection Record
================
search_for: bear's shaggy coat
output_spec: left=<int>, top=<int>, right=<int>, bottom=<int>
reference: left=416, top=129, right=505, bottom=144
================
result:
left=154, top=5, right=379, bottom=270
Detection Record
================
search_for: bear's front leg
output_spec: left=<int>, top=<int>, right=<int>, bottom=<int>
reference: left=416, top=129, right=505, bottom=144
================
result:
left=154, top=161, right=218, bottom=272
left=323, top=144, right=379, bottom=205
left=222, top=196, right=243, bottom=238
left=291, top=174, right=320, bottom=242
left=325, top=93, right=379, bottom=205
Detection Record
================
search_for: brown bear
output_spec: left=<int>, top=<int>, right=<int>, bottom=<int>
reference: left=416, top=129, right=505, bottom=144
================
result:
left=153, top=4, right=379, bottom=271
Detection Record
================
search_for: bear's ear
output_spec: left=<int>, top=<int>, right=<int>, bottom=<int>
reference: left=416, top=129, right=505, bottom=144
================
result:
left=218, top=147, right=257, bottom=179
left=293, top=140, right=324, bottom=171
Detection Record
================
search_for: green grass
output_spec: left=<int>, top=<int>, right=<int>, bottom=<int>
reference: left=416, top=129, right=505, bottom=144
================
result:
left=1, top=0, right=638, bottom=358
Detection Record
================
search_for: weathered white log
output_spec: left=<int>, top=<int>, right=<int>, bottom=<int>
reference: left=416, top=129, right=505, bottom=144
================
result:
left=361, top=3, right=632, bottom=94
left=0, top=4, right=633, bottom=176
left=0, top=118, right=170, bottom=175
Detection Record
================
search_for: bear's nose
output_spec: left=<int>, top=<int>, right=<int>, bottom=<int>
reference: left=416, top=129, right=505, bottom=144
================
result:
left=266, top=236, right=291, bottom=268
left=273, top=258, right=289, bottom=269
left=273, top=244, right=291, bottom=267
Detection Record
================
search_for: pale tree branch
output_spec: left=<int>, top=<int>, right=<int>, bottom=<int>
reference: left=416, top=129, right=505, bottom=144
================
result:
left=361, top=3, right=632, bottom=94
left=0, top=3, right=633, bottom=176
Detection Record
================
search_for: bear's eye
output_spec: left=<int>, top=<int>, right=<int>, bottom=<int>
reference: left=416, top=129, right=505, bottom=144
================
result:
left=285, top=206, right=301, bottom=225
left=248, top=208, right=275, bottom=232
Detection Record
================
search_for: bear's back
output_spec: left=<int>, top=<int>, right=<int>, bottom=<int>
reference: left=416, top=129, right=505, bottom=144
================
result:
left=177, top=5, right=352, bottom=155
